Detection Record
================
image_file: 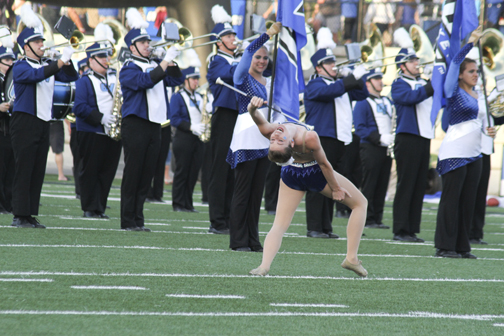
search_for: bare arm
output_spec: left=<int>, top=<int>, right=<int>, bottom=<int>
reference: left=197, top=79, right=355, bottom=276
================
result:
left=247, top=96, right=277, bottom=138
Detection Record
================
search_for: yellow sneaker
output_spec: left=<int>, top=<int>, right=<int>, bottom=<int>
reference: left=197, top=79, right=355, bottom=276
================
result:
left=341, top=259, right=368, bottom=277
left=249, top=267, right=269, bottom=276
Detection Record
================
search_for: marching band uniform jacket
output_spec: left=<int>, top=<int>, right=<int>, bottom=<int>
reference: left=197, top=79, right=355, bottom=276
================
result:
left=354, top=94, right=394, bottom=146
left=170, top=87, right=203, bottom=132
left=304, top=74, right=368, bottom=144
left=13, top=57, right=78, bottom=120
left=74, top=68, right=117, bottom=134
left=206, top=51, right=240, bottom=112
left=119, top=55, right=183, bottom=122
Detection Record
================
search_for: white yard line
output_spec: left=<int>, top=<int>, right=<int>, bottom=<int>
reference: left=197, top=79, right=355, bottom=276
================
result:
left=1, top=271, right=503, bottom=283
left=494, top=323, right=504, bottom=327
left=0, top=278, right=53, bottom=282
left=166, top=294, right=245, bottom=299
left=71, top=286, right=148, bottom=290
left=0, top=310, right=502, bottom=320
left=270, top=303, right=349, bottom=308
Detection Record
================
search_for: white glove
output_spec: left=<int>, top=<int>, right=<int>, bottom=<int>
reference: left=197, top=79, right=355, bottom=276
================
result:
left=101, top=113, right=115, bottom=126
left=190, top=123, right=205, bottom=136
left=338, top=66, right=352, bottom=77
left=163, top=47, right=180, bottom=63
left=151, top=47, right=166, bottom=60
left=380, top=133, right=395, bottom=146
left=60, top=46, right=74, bottom=64
left=422, top=64, right=433, bottom=79
left=45, top=49, right=61, bottom=59
left=352, top=64, right=368, bottom=80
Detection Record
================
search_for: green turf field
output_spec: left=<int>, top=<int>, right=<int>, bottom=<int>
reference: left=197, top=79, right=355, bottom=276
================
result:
left=1, top=175, right=503, bottom=335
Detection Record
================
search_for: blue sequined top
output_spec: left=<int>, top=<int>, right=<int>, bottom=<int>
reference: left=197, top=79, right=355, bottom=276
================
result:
left=233, top=33, right=270, bottom=114
left=437, top=43, right=482, bottom=175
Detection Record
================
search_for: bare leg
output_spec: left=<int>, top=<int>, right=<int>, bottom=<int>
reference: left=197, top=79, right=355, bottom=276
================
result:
left=320, top=170, right=368, bottom=276
left=250, top=180, right=305, bottom=275
left=55, top=153, right=67, bottom=181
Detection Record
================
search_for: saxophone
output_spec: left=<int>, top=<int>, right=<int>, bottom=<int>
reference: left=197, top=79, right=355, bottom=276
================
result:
left=198, top=87, right=212, bottom=143
left=387, top=105, right=396, bottom=158
left=108, top=65, right=123, bottom=141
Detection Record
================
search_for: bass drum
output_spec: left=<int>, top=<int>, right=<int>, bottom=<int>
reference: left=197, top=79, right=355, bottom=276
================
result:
left=3, top=65, right=14, bottom=113
left=52, top=81, right=75, bottom=120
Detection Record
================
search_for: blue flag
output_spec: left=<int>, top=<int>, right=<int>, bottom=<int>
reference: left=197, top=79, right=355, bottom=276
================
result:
left=273, top=0, right=307, bottom=120
left=431, top=0, right=479, bottom=126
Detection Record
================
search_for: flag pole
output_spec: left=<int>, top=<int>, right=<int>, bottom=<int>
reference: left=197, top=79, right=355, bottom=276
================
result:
left=268, top=33, right=279, bottom=122
left=477, top=40, right=491, bottom=127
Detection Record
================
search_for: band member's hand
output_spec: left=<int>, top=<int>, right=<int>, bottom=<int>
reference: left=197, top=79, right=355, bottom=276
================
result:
left=380, top=133, right=395, bottom=146
left=101, top=113, right=115, bottom=126
left=352, top=64, right=368, bottom=80
left=338, top=66, right=352, bottom=77
left=468, top=25, right=483, bottom=45
left=163, top=46, right=180, bottom=63
left=247, top=96, right=266, bottom=113
left=60, top=47, right=74, bottom=64
left=190, top=123, right=206, bottom=136
left=266, top=22, right=282, bottom=37
left=151, top=47, right=166, bottom=60
left=0, top=102, right=10, bottom=112
left=332, top=186, right=351, bottom=201
left=487, top=126, right=497, bottom=138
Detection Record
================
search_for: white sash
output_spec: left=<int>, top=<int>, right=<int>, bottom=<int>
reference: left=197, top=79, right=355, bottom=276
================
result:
left=133, top=59, right=167, bottom=124
left=401, top=76, right=434, bottom=139
left=28, top=60, right=54, bottom=121
left=322, top=78, right=353, bottom=145
left=438, top=119, right=482, bottom=161
left=88, top=72, right=116, bottom=135
left=179, top=89, right=203, bottom=135
left=366, top=96, right=392, bottom=146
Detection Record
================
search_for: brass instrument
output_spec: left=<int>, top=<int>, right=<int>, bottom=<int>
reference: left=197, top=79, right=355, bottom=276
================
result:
left=410, top=24, right=434, bottom=66
left=489, top=90, right=504, bottom=118
left=108, top=62, right=123, bottom=141
left=161, top=119, right=171, bottom=128
left=300, top=23, right=316, bottom=71
left=481, top=28, right=504, bottom=92
left=387, top=105, right=397, bottom=158
left=17, top=13, right=54, bottom=48
left=197, top=83, right=211, bottom=142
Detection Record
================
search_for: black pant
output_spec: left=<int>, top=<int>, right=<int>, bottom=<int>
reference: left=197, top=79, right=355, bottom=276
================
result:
left=172, top=130, right=203, bottom=210
left=148, top=126, right=171, bottom=200
left=360, top=143, right=392, bottom=225
left=120, top=116, right=161, bottom=229
left=343, top=17, right=357, bottom=41
left=336, top=133, right=362, bottom=213
left=0, top=121, right=14, bottom=212
left=10, top=112, right=49, bottom=217
left=393, top=133, right=430, bottom=235
left=229, top=157, right=269, bottom=249
left=306, top=137, right=345, bottom=233
left=435, top=159, right=482, bottom=252
left=208, top=107, right=237, bottom=230
left=77, top=131, right=122, bottom=214
left=69, top=127, right=81, bottom=196
left=264, top=161, right=281, bottom=212
left=469, top=154, right=490, bottom=240
left=201, top=141, right=212, bottom=203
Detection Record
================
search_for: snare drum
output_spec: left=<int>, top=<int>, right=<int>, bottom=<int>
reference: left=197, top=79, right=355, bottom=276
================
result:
left=52, top=81, right=75, bottom=120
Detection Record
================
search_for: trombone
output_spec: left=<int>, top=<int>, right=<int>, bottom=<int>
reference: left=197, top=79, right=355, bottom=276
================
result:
left=41, top=30, right=85, bottom=52
left=332, top=53, right=407, bottom=70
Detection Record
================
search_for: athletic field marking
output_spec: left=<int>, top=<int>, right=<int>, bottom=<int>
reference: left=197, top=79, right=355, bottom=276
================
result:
left=0, top=310, right=502, bottom=320
left=270, top=303, right=349, bottom=308
left=494, top=323, right=504, bottom=327
left=71, top=286, right=148, bottom=290
left=1, top=244, right=503, bottom=261
left=1, top=271, right=503, bottom=283
left=0, top=278, right=53, bottom=282
left=166, top=294, right=245, bottom=299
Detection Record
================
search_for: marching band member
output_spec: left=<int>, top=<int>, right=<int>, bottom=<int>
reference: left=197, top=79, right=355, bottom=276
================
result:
left=69, top=57, right=90, bottom=200
left=170, top=66, right=204, bottom=212
left=11, top=4, right=78, bottom=228
left=434, top=29, right=486, bottom=258
left=226, top=22, right=282, bottom=252
left=73, top=37, right=121, bottom=219
left=206, top=5, right=240, bottom=235
left=304, top=27, right=369, bottom=239
left=353, top=69, right=393, bottom=229
left=390, top=46, right=434, bottom=242
left=119, top=8, right=183, bottom=231
left=0, top=37, right=15, bottom=215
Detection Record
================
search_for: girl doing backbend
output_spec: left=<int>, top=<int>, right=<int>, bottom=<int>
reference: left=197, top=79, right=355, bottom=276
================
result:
left=247, top=96, right=368, bottom=277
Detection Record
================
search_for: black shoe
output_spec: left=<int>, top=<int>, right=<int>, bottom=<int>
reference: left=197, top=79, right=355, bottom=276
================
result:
left=138, top=226, right=152, bottom=232
left=13, top=217, right=35, bottom=228
left=201, top=200, right=208, bottom=205
left=327, top=232, right=340, bottom=239
left=335, top=210, right=350, bottom=218
left=365, top=223, right=390, bottom=229
left=96, top=212, right=109, bottom=219
left=459, top=252, right=477, bottom=259
left=266, top=210, right=276, bottom=215
left=233, top=247, right=252, bottom=252
left=83, top=211, right=100, bottom=218
left=28, top=217, right=46, bottom=229
left=122, top=227, right=142, bottom=231
left=173, top=206, right=192, bottom=212
left=469, top=238, right=488, bottom=245
left=147, top=198, right=165, bottom=204
left=410, top=234, right=425, bottom=242
left=188, top=208, right=199, bottom=213
left=393, top=234, right=416, bottom=242
left=307, top=231, right=330, bottom=238
left=208, top=227, right=230, bottom=235
left=75, top=194, right=81, bottom=199
left=435, top=249, right=461, bottom=258
left=251, top=246, right=264, bottom=252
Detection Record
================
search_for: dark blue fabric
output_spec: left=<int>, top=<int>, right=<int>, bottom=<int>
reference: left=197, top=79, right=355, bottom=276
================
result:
left=281, top=163, right=327, bottom=192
